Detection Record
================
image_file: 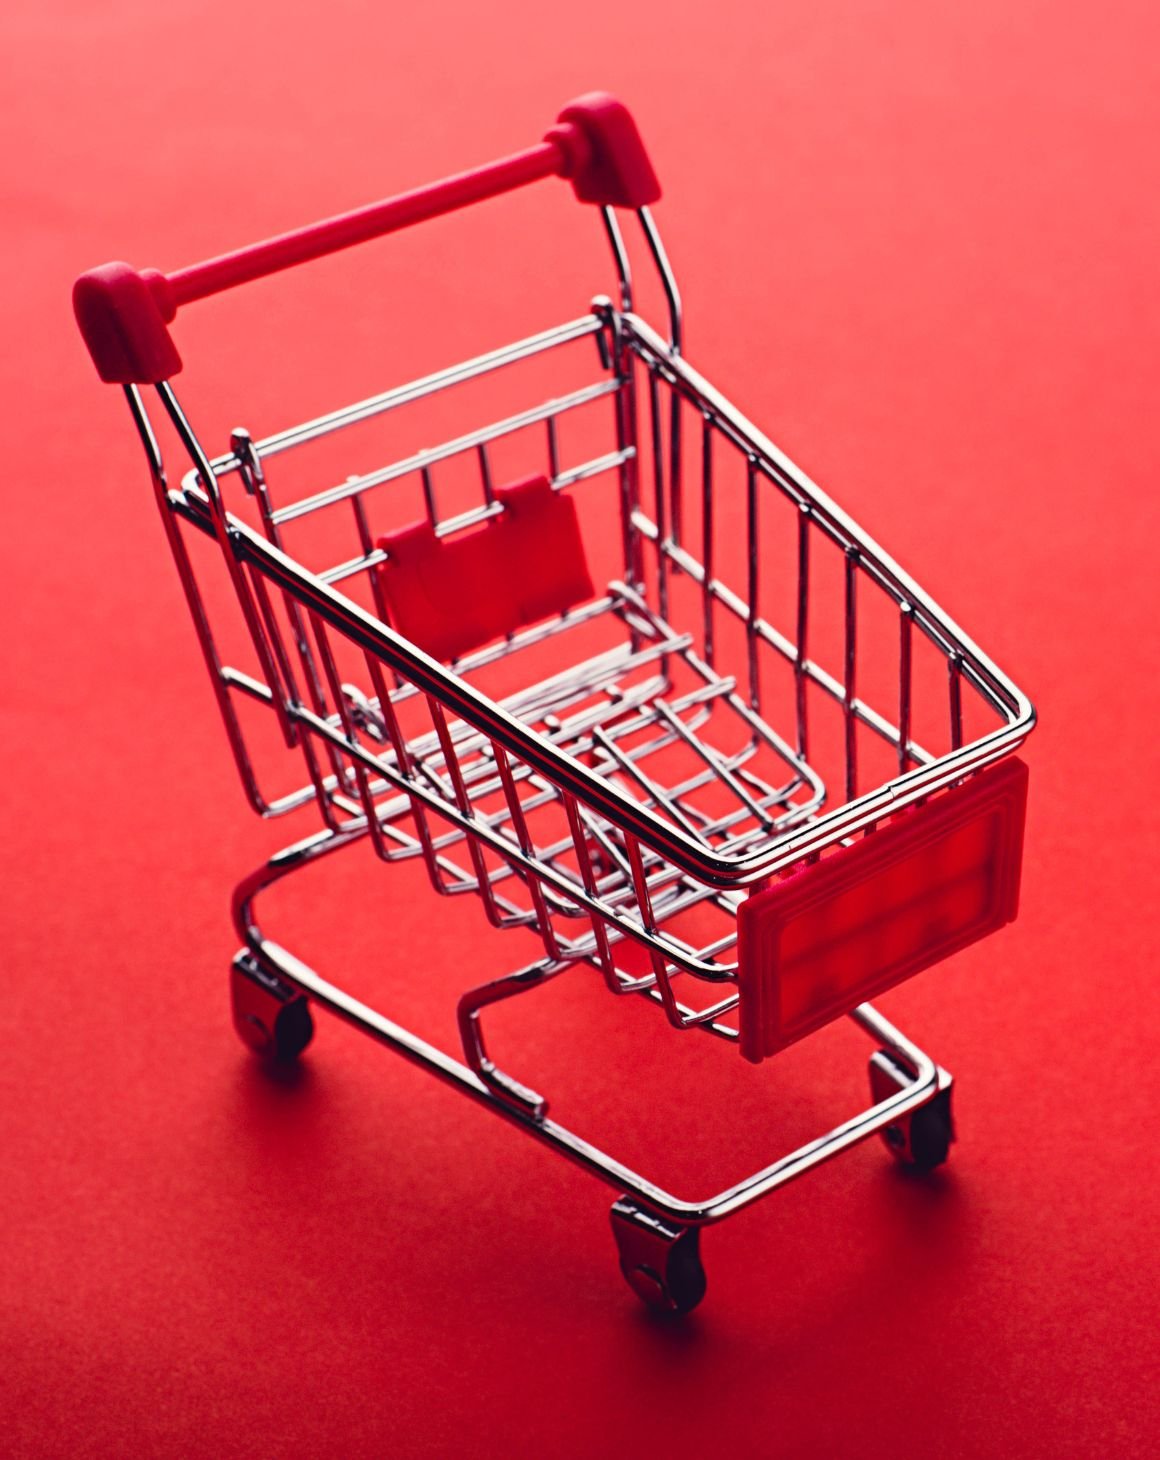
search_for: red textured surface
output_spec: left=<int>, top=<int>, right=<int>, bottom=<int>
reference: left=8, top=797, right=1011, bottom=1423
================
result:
left=377, top=475, right=594, bottom=662
left=3, top=4, right=1158, bottom=1458
left=738, top=759, right=1029, bottom=1062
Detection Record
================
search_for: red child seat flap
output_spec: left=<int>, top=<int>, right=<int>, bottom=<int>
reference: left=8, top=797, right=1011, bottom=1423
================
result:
left=737, top=758, right=1029, bottom=1063
left=376, top=475, right=595, bottom=663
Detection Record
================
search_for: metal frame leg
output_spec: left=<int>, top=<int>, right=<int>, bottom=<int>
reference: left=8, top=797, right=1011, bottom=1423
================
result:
left=231, top=823, right=953, bottom=1229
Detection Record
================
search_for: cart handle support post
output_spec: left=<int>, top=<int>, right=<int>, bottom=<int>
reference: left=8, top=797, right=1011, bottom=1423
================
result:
left=72, top=93, right=661, bottom=386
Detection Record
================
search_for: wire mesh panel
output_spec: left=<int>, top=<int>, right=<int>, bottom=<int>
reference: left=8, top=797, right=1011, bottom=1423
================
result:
left=129, top=276, right=1030, bottom=1052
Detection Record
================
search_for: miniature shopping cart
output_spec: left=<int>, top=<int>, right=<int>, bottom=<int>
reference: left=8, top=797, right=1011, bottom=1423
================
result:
left=75, top=94, right=1035, bottom=1314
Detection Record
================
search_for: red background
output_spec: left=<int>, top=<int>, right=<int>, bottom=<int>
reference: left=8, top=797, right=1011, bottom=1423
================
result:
left=3, top=2, right=1158, bottom=1456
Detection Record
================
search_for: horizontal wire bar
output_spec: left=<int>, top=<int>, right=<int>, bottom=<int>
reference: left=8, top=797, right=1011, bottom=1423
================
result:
left=269, top=379, right=622, bottom=525
left=209, top=315, right=604, bottom=472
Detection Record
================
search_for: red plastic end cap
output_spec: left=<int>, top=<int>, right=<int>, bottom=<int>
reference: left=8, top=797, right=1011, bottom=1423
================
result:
left=737, top=758, right=1030, bottom=1064
left=72, top=263, right=181, bottom=384
left=549, top=93, right=661, bottom=209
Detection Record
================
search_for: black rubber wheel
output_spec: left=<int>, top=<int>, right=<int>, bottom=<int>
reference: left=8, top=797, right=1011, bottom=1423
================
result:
left=614, top=1211, right=707, bottom=1316
left=270, top=998, right=315, bottom=1061
left=880, top=1089, right=954, bottom=1170
left=659, top=1236, right=707, bottom=1315
left=871, top=1051, right=955, bottom=1171
left=230, top=956, right=315, bottom=1061
left=907, top=1097, right=953, bottom=1171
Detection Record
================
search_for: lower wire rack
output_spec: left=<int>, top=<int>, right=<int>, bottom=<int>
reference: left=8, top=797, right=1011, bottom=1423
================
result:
left=323, top=581, right=827, bottom=1035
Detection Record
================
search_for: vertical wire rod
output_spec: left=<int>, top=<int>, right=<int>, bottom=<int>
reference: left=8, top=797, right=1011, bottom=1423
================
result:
left=795, top=506, right=811, bottom=761
left=844, top=547, right=859, bottom=804
left=745, top=454, right=760, bottom=711
left=701, top=413, right=715, bottom=667
left=898, top=603, right=913, bottom=773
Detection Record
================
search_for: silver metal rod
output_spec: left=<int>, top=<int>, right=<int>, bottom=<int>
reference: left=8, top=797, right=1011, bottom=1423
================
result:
left=268, top=379, right=621, bottom=525
left=637, top=207, right=683, bottom=355
left=844, top=547, right=859, bottom=803
left=211, top=315, right=604, bottom=471
left=600, top=207, right=633, bottom=312
left=796, top=506, right=811, bottom=760
left=899, top=603, right=913, bottom=773
left=701, top=413, right=715, bottom=666
left=745, top=454, right=760, bottom=710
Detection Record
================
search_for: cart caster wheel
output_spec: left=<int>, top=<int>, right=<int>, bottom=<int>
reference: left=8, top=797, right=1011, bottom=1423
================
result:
left=610, top=1198, right=706, bottom=1315
left=230, top=954, right=314, bottom=1061
left=869, top=1050, right=954, bottom=1171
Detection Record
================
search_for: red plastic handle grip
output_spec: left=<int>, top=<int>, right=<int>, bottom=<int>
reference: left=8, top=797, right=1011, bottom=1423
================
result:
left=168, top=143, right=560, bottom=306
left=73, top=92, right=660, bottom=385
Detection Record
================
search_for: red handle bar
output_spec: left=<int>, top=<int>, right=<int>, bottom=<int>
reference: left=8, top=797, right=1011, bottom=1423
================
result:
left=74, top=93, right=660, bottom=386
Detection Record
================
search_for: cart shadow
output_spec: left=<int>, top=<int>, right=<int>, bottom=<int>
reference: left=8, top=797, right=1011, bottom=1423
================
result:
left=243, top=1053, right=314, bottom=1091
left=626, top=1303, right=712, bottom=1345
left=225, top=1050, right=322, bottom=1144
left=222, top=1041, right=973, bottom=1357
